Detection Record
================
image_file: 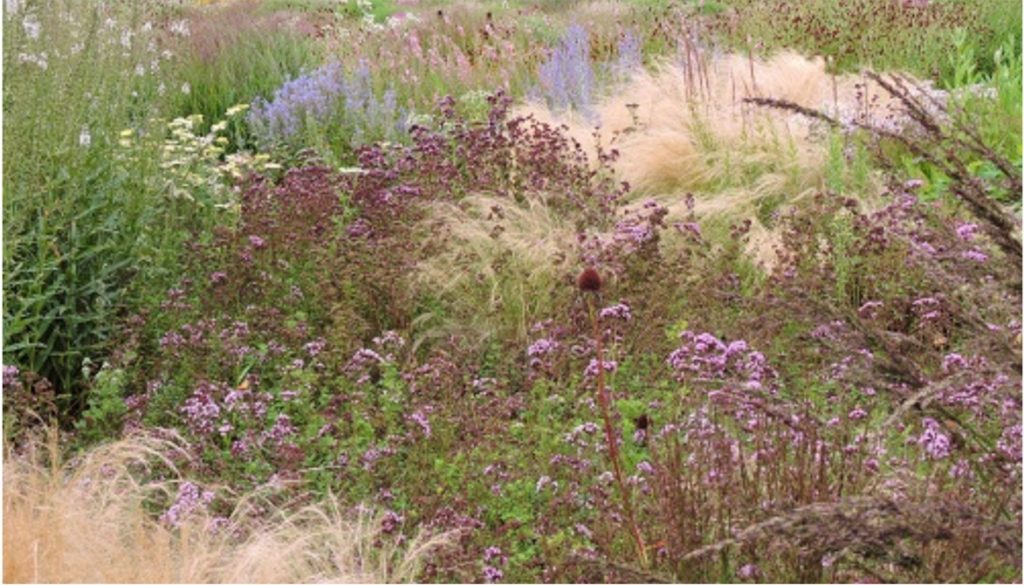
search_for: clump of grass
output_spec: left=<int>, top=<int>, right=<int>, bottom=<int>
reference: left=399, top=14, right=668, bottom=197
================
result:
left=169, top=0, right=320, bottom=136
left=526, top=50, right=900, bottom=196
left=414, top=192, right=578, bottom=348
left=3, top=428, right=452, bottom=583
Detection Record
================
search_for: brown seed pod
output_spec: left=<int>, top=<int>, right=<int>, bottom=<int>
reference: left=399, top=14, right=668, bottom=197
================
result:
left=577, top=267, right=602, bottom=292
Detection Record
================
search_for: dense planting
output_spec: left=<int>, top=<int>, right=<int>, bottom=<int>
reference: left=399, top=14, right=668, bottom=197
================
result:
left=4, top=0, right=1021, bottom=582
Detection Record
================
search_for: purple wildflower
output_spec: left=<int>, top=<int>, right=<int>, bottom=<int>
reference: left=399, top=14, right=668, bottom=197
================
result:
left=483, top=565, right=504, bottom=583
left=918, top=418, right=951, bottom=459
left=160, top=481, right=215, bottom=527
left=738, top=563, right=761, bottom=580
left=955, top=222, right=979, bottom=241
left=599, top=301, right=632, bottom=321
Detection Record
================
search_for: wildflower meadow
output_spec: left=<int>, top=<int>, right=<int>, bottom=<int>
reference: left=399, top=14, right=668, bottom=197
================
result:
left=3, top=0, right=1022, bottom=582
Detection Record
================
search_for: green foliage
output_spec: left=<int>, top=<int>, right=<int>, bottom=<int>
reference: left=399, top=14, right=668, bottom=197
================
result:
left=711, top=0, right=1022, bottom=86
left=169, top=15, right=318, bottom=139
left=3, top=0, right=172, bottom=413
left=76, top=364, right=129, bottom=443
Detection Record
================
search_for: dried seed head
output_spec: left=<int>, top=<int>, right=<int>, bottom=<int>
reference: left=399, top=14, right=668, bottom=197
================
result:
left=577, top=268, right=602, bottom=292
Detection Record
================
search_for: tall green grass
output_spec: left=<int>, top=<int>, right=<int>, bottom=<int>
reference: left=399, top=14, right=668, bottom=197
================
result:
left=168, top=2, right=319, bottom=138
left=709, top=0, right=1022, bottom=87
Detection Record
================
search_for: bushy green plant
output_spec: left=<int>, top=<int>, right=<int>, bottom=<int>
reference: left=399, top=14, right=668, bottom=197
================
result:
left=2, top=0, right=202, bottom=417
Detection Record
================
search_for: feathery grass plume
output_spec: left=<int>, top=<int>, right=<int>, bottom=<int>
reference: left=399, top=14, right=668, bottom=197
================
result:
left=414, top=192, right=578, bottom=348
left=3, top=429, right=452, bottom=583
left=518, top=51, right=923, bottom=246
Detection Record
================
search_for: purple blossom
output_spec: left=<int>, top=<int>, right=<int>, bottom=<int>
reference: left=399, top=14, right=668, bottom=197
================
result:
left=615, top=30, right=643, bottom=77
left=345, top=348, right=386, bottom=383
left=848, top=406, right=868, bottom=421
left=858, top=300, right=883, bottom=319
left=248, top=61, right=406, bottom=147
left=738, top=563, right=761, bottom=580
left=527, top=338, right=558, bottom=358
left=917, top=418, right=951, bottom=459
left=248, top=235, right=266, bottom=249
left=599, top=301, right=632, bottom=321
left=482, top=565, right=504, bottom=583
left=484, top=546, right=507, bottom=565
left=381, top=510, right=404, bottom=534
left=961, top=248, right=988, bottom=263
left=996, top=424, right=1021, bottom=461
left=584, top=358, right=617, bottom=377
left=304, top=338, right=327, bottom=357
left=181, top=381, right=224, bottom=436
left=264, top=413, right=296, bottom=445
left=408, top=408, right=432, bottom=438
left=231, top=438, right=251, bottom=456
left=160, top=481, right=215, bottom=527
left=160, top=331, right=185, bottom=351
left=535, top=475, right=556, bottom=493
left=535, top=24, right=595, bottom=117
left=361, top=445, right=393, bottom=471
left=209, top=271, right=228, bottom=285
left=942, top=353, right=968, bottom=374
left=667, top=331, right=777, bottom=392
left=3, top=365, right=20, bottom=389
left=955, top=222, right=979, bottom=241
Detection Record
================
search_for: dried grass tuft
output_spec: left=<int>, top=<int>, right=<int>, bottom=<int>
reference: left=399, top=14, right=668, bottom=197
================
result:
left=3, top=429, right=452, bottom=583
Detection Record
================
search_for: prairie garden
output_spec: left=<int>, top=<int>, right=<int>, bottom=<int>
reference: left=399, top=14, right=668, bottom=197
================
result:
left=2, top=0, right=1022, bottom=582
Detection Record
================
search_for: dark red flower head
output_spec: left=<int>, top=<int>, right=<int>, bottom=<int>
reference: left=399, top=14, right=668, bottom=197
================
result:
left=577, top=267, right=602, bottom=292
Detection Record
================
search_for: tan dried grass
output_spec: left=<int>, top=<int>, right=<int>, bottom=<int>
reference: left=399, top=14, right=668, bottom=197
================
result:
left=3, top=429, right=451, bottom=583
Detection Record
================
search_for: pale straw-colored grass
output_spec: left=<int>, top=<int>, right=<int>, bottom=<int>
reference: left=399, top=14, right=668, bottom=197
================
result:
left=517, top=50, right=904, bottom=266
left=4, top=429, right=451, bottom=583
left=414, top=192, right=577, bottom=346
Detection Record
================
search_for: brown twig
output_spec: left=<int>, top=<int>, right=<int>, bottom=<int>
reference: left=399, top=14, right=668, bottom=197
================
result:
left=585, top=291, right=648, bottom=567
